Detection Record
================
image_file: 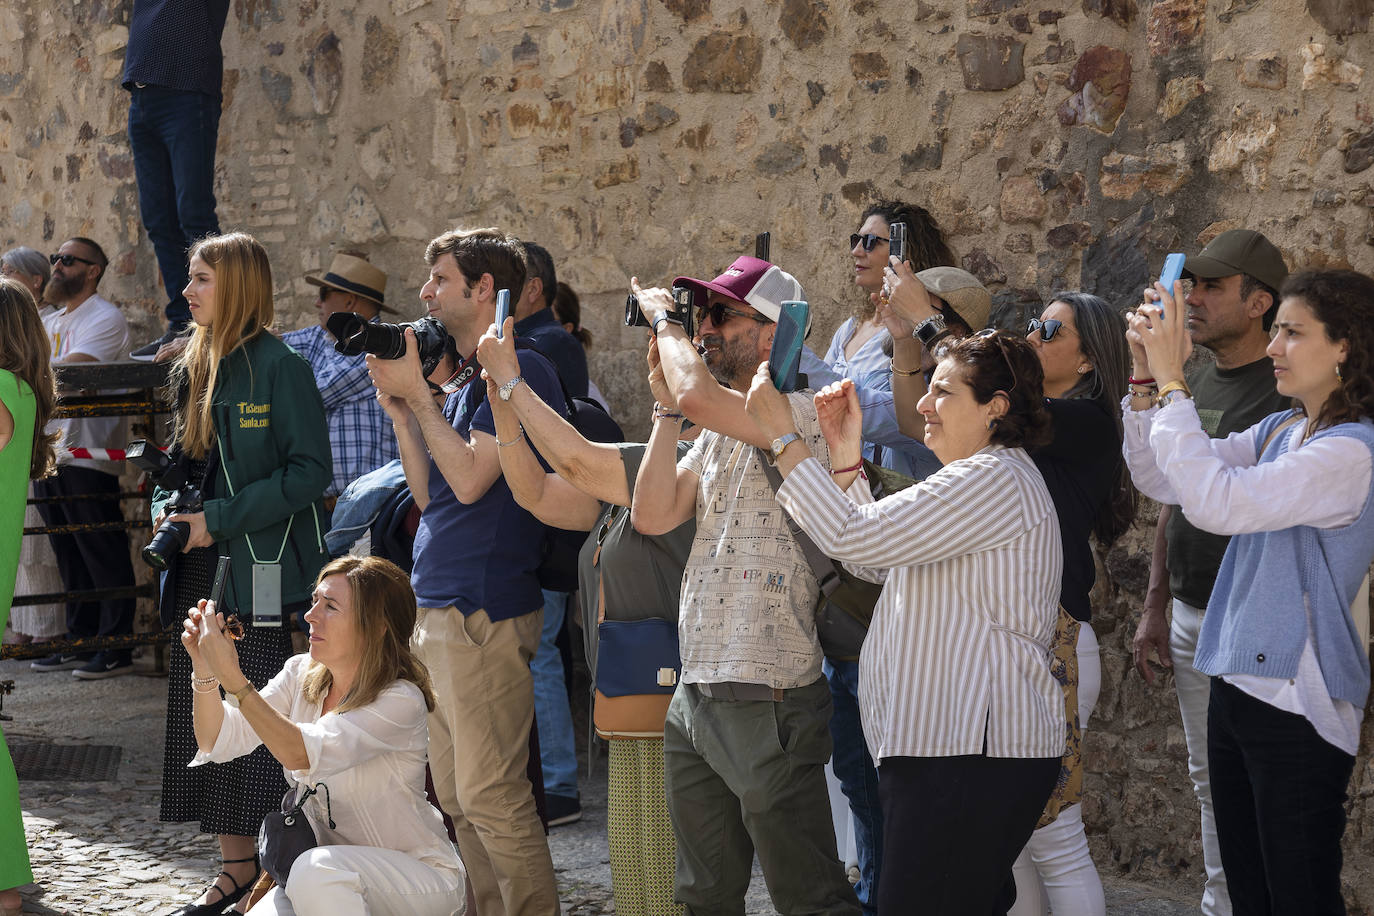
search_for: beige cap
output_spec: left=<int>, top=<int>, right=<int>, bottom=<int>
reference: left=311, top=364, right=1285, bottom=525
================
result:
left=916, top=266, right=992, bottom=331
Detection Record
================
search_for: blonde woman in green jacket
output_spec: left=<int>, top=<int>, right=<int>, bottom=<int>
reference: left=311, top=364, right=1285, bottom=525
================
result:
left=152, top=232, right=331, bottom=916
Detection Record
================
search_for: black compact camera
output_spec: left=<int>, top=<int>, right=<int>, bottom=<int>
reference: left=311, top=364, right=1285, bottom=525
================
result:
left=126, top=440, right=204, bottom=570
left=625, top=285, right=697, bottom=340
left=327, top=312, right=453, bottom=378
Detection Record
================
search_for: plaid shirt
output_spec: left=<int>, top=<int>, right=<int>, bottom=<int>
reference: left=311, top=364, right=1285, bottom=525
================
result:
left=282, top=323, right=400, bottom=497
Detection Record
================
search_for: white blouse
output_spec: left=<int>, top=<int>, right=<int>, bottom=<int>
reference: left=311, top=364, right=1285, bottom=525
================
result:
left=1122, top=398, right=1371, bottom=753
left=775, top=447, right=1064, bottom=762
left=191, top=654, right=464, bottom=877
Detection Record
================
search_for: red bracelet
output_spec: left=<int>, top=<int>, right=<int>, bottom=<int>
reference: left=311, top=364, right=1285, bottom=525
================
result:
left=1128, top=375, right=1156, bottom=385
left=830, top=460, right=864, bottom=475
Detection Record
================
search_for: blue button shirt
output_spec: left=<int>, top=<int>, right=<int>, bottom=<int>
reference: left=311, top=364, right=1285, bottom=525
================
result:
left=122, top=0, right=230, bottom=98
left=411, top=346, right=568, bottom=621
left=514, top=307, right=589, bottom=399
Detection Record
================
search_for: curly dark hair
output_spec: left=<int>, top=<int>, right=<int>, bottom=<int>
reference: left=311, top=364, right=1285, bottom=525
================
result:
left=860, top=200, right=956, bottom=273
left=1280, top=269, right=1374, bottom=430
left=942, top=331, right=1053, bottom=451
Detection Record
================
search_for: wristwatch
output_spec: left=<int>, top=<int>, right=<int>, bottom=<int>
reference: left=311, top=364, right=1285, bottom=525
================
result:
left=498, top=376, right=524, bottom=402
left=913, top=313, right=951, bottom=348
left=225, top=681, right=256, bottom=708
left=769, top=432, right=802, bottom=462
left=1155, top=379, right=1192, bottom=408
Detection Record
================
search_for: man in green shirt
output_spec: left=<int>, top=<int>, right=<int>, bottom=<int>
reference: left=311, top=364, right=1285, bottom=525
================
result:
left=1131, top=229, right=1289, bottom=916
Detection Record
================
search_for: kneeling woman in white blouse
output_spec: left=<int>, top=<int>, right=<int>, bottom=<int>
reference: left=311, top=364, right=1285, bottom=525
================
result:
left=744, top=331, right=1065, bottom=915
left=183, top=556, right=467, bottom=916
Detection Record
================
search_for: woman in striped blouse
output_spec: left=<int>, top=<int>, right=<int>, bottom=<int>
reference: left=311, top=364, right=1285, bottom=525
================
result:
left=745, top=331, right=1065, bottom=915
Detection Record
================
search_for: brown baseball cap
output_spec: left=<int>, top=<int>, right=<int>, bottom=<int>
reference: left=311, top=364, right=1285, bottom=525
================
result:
left=915, top=267, right=992, bottom=331
left=1183, top=229, right=1288, bottom=293
left=305, top=253, right=391, bottom=312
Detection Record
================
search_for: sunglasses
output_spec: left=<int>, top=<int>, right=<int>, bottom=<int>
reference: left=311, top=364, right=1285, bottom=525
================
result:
left=974, top=328, right=1019, bottom=394
left=1026, top=318, right=1067, bottom=342
left=49, top=253, right=98, bottom=268
left=222, top=614, right=245, bottom=641
left=695, top=302, right=769, bottom=328
left=850, top=233, right=889, bottom=252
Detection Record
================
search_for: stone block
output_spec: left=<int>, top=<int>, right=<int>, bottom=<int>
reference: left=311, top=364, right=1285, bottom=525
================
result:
left=1207, top=114, right=1279, bottom=188
left=1159, top=75, right=1206, bottom=120
left=1057, top=45, right=1131, bottom=132
left=1005, top=232, right=1033, bottom=253
left=577, top=67, right=634, bottom=114
left=1345, top=129, right=1374, bottom=173
left=781, top=0, right=829, bottom=49
left=642, top=60, right=673, bottom=92
left=663, top=0, right=710, bottom=21
left=594, top=155, right=639, bottom=189
left=545, top=21, right=592, bottom=80
left=341, top=185, right=387, bottom=241
left=1240, top=53, right=1287, bottom=90
left=968, top=0, right=1027, bottom=15
left=1046, top=222, right=1093, bottom=249
left=682, top=32, right=762, bottom=94
left=637, top=101, right=679, bottom=133
left=1306, top=0, right=1373, bottom=36
left=850, top=52, right=889, bottom=82
left=259, top=67, right=293, bottom=116
left=303, top=29, right=342, bottom=116
left=962, top=247, right=1006, bottom=284
left=999, top=175, right=1047, bottom=223
left=1146, top=0, right=1205, bottom=56
left=1083, top=0, right=1136, bottom=26
left=900, top=143, right=944, bottom=172
left=755, top=140, right=806, bottom=176
left=512, top=33, right=538, bottom=70
left=955, top=34, right=1025, bottom=91
left=1300, top=43, right=1364, bottom=91
left=358, top=125, right=396, bottom=187
left=818, top=143, right=849, bottom=177
left=362, top=17, right=400, bottom=93
left=94, top=26, right=128, bottom=57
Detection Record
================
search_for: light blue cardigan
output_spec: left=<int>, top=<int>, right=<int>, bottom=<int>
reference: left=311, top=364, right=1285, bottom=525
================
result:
left=1195, top=410, right=1374, bottom=708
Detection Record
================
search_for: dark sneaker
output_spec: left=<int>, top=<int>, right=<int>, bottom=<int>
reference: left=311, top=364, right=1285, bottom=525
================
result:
left=30, top=652, right=86, bottom=672
left=130, top=326, right=186, bottom=361
left=545, top=793, right=581, bottom=827
left=72, top=651, right=134, bottom=680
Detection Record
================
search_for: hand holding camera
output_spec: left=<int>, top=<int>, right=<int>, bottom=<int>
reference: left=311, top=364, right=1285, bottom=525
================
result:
left=626, top=277, right=697, bottom=340
left=475, top=317, right=520, bottom=388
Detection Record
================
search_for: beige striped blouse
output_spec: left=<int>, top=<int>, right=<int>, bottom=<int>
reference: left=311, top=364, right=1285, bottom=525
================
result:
left=775, top=446, right=1064, bottom=761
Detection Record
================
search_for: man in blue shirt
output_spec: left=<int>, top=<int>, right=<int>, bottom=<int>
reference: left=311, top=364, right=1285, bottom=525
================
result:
left=512, top=240, right=590, bottom=827
left=281, top=253, right=400, bottom=500
left=368, top=228, right=562, bottom=916
left=122, top=0, right=229, bottom=359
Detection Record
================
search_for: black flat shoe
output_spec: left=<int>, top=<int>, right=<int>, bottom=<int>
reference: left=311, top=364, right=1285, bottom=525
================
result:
left=166, top=854, right=259, bottom=916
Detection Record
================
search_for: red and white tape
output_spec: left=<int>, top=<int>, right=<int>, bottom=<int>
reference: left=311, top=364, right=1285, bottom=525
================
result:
left=61, top=446, right=167, bottom=461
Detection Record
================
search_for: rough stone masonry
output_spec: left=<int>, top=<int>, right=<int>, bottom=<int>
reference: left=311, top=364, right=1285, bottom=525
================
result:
left=3, top=0, right=1374, bottom=906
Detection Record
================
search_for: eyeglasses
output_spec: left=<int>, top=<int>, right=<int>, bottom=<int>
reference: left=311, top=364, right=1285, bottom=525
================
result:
left=974, top=328, right=1019, bottom=393
left=695, top=301, right=769, bottom=328
left=850, top=233, right=889, bottom=252
left=49, top=253, right=97, bottom=268
left=1026, top=318, right=1068, bottom=342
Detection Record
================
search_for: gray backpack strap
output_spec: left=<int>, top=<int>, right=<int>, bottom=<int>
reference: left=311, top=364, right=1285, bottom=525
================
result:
left=755, top=449, right=842, bottom=598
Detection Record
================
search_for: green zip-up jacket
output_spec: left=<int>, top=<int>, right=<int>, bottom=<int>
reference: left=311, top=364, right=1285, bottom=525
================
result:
left=155, top=332, right=331, bottom=626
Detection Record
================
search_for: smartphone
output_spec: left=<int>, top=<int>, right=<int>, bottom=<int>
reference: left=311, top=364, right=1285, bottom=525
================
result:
left=769, top=300, right=809, bottom=393
left=755, top=231, right=771, bottom=262
left=495, top=288, right=512, bottom=338
left=1157, top=252, right=1186, bottom=316
left=888, top=222, right=908, bottom=266
left=209, top=555, right=231, bottom=612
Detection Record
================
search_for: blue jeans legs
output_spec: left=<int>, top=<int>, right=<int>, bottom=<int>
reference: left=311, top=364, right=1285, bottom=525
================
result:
left=824, top=658, right=881, bottom=915
left=127, top=85, right=221, bottom=328
left=531, top=588, right=579, bottom=799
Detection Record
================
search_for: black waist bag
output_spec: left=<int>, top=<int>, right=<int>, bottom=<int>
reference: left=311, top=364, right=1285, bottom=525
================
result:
left=259, top=783, right=334, bottom=885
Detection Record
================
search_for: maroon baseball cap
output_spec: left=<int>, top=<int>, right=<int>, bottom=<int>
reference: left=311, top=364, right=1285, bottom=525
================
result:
left=673, top=256, right=810, bottom=332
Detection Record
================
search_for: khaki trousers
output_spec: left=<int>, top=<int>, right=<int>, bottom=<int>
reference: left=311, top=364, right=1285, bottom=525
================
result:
left=414, top=605, right=559, bottom=916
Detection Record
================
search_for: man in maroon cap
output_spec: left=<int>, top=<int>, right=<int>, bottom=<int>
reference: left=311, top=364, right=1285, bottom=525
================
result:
left=631, top=256, right=860, bottom=915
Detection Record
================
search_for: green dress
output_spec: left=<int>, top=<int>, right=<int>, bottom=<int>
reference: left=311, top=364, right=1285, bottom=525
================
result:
left=0, top=368, right=36, bottom=891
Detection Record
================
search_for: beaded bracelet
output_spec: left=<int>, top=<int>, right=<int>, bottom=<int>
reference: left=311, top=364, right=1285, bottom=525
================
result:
left=652, top=403, right=685, bottom=422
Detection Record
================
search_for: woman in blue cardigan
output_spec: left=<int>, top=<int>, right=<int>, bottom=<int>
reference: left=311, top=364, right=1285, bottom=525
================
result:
left=1123, top=268, right=1374, bottom=916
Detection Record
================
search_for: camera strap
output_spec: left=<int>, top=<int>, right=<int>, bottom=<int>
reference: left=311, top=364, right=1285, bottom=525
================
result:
left=437, top=353, right=481, bottom=395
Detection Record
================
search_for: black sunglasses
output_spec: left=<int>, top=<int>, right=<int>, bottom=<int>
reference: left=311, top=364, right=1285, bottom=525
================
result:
left=50, top=253, right=98, bottom=268
left=1026, top=318, right=1067, bottom=342
left=850, top=233, right=889, bottom=252
left=695, top=302, right=769, bottom=328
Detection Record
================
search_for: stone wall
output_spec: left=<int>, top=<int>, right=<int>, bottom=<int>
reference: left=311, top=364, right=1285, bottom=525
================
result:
left=4, top=0, right=1374, bottom=904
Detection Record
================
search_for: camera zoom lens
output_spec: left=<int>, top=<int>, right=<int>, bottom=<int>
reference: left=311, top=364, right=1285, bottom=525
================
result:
left=142, top=520, right=191, bottom=570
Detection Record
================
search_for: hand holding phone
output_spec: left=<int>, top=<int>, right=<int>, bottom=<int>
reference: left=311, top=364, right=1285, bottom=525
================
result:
left=495, top=289, right=512, bottom=338
left=209, top=555, right=231, bottom=613
left=888, top=222, right=908, bottom=266
left=1156, top=253, right=1185, bottom=318
left=768, top=300, right=809, bottom=393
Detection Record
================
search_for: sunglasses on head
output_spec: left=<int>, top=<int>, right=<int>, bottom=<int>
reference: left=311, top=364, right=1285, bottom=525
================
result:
left=695, top=301, right=769, bottom=328
left=49, top=253, right=97, bottom=268
left=850, top=233, right=889, bottom=252
left=1026, top=318, right=1066, bottom=342
left=974, top=328, right=1019, bottom=394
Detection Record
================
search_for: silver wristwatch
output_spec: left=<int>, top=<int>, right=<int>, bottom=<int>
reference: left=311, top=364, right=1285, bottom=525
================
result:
left=913, top=314, right=950, bottom=347
left=498, top=376, right=524, bottom=402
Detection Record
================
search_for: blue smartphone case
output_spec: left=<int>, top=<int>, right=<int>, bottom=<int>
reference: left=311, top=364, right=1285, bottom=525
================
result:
left=769, top=300, right=809, bottom=392
left=496, top=288, right=512, bottom=338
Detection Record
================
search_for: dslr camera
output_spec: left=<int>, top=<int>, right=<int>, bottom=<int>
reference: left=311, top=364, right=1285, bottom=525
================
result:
left=625, top=286, right=696, bottom=340
left=327, top=312, right=453, bottom=378
left=126, top=440, right=203, bottom=570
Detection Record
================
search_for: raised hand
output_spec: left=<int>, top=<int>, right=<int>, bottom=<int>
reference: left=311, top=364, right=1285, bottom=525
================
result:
left=814, top=380, right=863, bottom=471
left=884, top=256, right=940, bottom=325
left=1128, top=279, right=1191, bottom=386
left=743, top=361, right=797, bottom=442
left=475, top=317, right=520, bottom=386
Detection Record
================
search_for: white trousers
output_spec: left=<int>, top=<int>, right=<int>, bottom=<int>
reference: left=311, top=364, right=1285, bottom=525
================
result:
left=245, top=845, right=467, bottom=916
left=1169, top=599, right=1231, bottom=916
left=1010, top=622, right=1105, bottom=916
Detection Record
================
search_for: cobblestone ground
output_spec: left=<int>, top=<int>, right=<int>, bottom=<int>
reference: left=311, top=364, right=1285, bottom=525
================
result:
left=3, top=653, right=1197, bottom=915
